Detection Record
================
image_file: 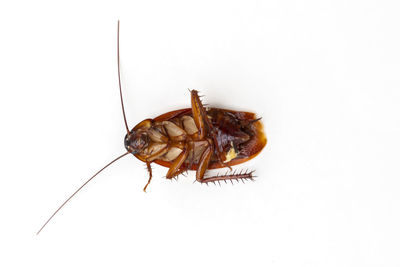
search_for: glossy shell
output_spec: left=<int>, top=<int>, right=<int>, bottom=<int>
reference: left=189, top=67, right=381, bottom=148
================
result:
left=133, top=108, right=266, bottom=170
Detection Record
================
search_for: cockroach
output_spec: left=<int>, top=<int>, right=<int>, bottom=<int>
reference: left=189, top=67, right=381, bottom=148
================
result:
left=37, top=21, right=267, bottom=235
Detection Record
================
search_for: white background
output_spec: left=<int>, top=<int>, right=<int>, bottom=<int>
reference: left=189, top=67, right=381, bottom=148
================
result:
left=1, top=0, right=400, bottom=266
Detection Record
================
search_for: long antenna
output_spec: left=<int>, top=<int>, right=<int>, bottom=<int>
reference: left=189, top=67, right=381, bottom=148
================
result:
left=118, top=20, right=130, bottom=134
left=36, top=152, right=130, bottom=235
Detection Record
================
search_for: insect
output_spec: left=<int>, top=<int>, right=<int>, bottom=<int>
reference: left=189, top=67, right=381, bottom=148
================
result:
left=37, top=21, right=267, bottom=235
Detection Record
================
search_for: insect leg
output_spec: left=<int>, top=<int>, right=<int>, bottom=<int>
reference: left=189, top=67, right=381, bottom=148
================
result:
left=199, top=169, right=255, bottom=184
left=196, top=145, right=212, bottom=182
left=146, top=146, right=169, bottom=162
left=143, top=162, right=153, bottom=192
left=202, top=171, right=255, bottom=183
left=167, top=167, right=188, bottom=180
left=190, top=90, right=230, bottom=168
left=195, top=141, right=255, bottom=184
left=166, top=145, right=189, bottom=179
left=190, top=90, right=207, bottom=140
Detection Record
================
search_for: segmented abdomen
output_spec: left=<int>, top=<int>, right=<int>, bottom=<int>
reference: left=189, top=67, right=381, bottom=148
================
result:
left=134, top=108, right=266, bottom=170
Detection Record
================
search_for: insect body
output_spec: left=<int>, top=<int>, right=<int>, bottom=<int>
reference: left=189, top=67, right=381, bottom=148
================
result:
left=37, top=21, right=267, bottom=234
left=126, top=90, right=266, bottom=191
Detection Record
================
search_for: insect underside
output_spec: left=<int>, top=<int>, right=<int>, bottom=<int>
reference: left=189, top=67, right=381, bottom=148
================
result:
left=125, top=89, right=266, bottom=191
left=36, top=21, right=266, bottom=235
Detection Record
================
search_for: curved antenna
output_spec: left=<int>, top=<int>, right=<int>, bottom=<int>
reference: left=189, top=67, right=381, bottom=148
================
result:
left=36, top=152, right=130, bottom=235
left=118, top=20, right=130, bottom=134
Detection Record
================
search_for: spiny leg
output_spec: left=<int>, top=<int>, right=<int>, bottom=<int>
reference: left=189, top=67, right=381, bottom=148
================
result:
left=190, top=90, right=230, bottom=169
left=167, top=167, right=188, bottom=180
left=143, top=161, right=153, bottom=192
left=166, top=145, right=189, bottom=179
left=191, top=90, right=207, bottom=140
left=196, top=144, right=212, bottom=182
left=194, top=141, right=255, bottom=185
left=201, top=169, right=256, bottom=185
left=195, top=144, right=256, bottom=184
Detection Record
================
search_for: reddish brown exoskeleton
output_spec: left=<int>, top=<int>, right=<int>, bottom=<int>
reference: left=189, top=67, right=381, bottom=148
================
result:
left=128, top=94, right=266, bottom=192
left=37, top=21, right=267, bottom=234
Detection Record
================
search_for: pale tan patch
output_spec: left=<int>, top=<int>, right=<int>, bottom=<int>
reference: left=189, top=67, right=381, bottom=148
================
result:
left=162, top=147, right=183, bottom=161
left=148, top=129, right=167, bottom=143
left=143, top=143, right=167, bottom=156
left=224, top=142, right=237, bottom=163
left=162, top=121, right=186, bottom=140
left=182, top=116, right=198, bottom=135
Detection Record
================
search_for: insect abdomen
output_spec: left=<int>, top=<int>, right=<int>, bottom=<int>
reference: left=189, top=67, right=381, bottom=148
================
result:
left=134, top=108, right=266, bottom=170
